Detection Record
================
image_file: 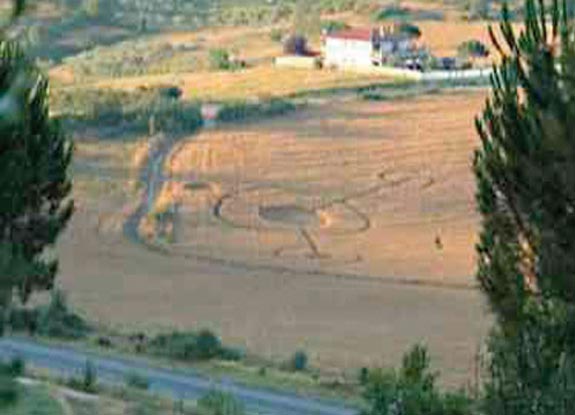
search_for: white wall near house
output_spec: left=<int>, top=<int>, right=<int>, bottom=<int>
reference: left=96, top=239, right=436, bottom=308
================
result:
left=324, top=38, right=373, bottom=68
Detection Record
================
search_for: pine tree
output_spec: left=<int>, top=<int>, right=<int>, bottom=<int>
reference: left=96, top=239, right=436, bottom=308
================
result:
left=475, top=0, right=575, bottom=329
left=0, top=39, right=74, bottom=331
left=475, top=0, right=575, bottom=412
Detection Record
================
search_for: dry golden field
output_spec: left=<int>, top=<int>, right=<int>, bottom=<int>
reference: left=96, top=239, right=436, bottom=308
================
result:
left=89, top=66, right=395, bottom=101
left=59, top=91, right=491, bottom=387
left=166, top=91, right=487, bottom=284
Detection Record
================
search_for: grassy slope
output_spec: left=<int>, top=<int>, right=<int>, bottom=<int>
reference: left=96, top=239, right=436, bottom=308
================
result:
left=6, top=385, right=64, bottom=415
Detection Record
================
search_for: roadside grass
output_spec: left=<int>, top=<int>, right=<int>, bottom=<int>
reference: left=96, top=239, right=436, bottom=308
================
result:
left=15, top=334, right=362, bottom=407
left=5, top=385, right=64, bottom=415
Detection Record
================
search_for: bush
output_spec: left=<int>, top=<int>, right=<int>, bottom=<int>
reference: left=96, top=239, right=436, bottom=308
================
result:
left=196, top=390, right=245, bottom=415
left=359, top=367, right=369, bottom=385
left=216, top=99, right=296, bottom=123
left=209, top=49, right=233, bottom=71
left=457, top=40, right=489, bottom=59
left=195, top=329, right=222, bottom=360
left=321, top=20, right=349, bottom=34
left=148, top=329, right=240, bottom=362
left=68, top=360, right=98, bottom=394
left=283, top=35, right=308, bottom=56
left=397, top=22, right=422, bottom=38
left=269, top=28, right=284, bottom=42
left=35, top=290, right=92, bottom=340
left=482, top=317, right=575, bottom=415
left=7, top=307, right=39, bottom=334
left=373, top=6, right=411, bottom=21
left=289, top=350, right=308, bottom=372
left=361, top=345, right=473, bottom=415
left=0, top=376, right=19, bottom=408
left=373, top=6, right=443, bottom=21
left=219, top=347, right=245, bottom=362
left=52, top=88, right=203, bottom=135
left=125, top=371, right=150, bottom=390
left=1, top=357, right=26, bottom=378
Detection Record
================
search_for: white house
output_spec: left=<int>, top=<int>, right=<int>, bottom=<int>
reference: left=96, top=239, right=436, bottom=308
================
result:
left=323, top=28, right=375, bottom=68
left=322, top=26, right=417, bottom=69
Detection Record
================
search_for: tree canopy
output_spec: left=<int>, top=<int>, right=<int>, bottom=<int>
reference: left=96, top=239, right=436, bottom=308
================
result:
left=0, top=4, right=73, bottom=329
left=475, top=0, right=575, bottom=412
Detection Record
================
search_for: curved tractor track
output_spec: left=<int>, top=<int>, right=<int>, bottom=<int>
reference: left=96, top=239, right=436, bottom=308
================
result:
left=122, top=128, right=475, bottom=291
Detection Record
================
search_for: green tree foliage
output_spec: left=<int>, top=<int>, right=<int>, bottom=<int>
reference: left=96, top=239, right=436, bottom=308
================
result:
left=474, top=0, right=575, bottom=412
left=361, top=345, right=471, bottom=415
left=147, top=328, right=242, bottom=362
left=397, top=22, right=422, bottom=39
left=208, top=49, right=244, bottom=71
left=125, top=371, right=150, bottom=390
left=289, top=350, right=308, bottom=372
left=35, top=289, right=91, bottom=339
left=81, top=360, right=97, bottom=393
left=457, top=40, right=489, bottom=58
left=0, top=39, right=73, bottom=331
left=196, top=390, right=245, bottom=415
left=321, top=20, right=350, bottom=34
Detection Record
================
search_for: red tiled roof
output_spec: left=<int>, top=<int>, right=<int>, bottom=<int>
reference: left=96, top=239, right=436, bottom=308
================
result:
left=326, top=28, right=373, bottom=42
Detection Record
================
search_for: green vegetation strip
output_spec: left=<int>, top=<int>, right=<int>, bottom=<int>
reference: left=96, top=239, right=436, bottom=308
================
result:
left=5, top=385, right=64, bottom=415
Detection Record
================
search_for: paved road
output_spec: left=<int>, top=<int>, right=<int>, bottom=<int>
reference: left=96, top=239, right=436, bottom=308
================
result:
left=0, top=337, right=358, bottom=415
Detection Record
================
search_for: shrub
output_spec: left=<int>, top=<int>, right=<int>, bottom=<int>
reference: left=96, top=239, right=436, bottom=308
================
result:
left=125, top=371, right=150, bottom=390
left=148, top=329, right=241, bottom=362
left=397, top=22, right=422, bottom=38
left=52, top=88, right=203, bottom=135
left=96, top=336, right=114, bottom=348
left=359, top=367, right=369, bottom=385
left=35, top=290, right=92, bottom=340
left=0, top=376, right=19, bottom=408
left=457, top=40, right=489, bottom=59
left=373, top=6, right=443, bottom=21
left=289, top=350, right=308, bottom=372
left=269, top=28, right=284, bottom=42
left=157, top=85, right=183, bottom=100
left=7, top=307, right=39, bottom=334
left=216, top=99, right=296, bottom=123
left=283, top=35, right=308, bottom=56
left=373, top=6, right=411, bottom=21
left=6, top=290, right=92, bottom=340
left=361, top=345, right=473, bottom=415
left=68, top=360, right=98, bottom=394
left=219, top=346, right=245, bottom=362
left=195, top=329, right=223, bottom=360
left=196, top=390, right=245, bottom=415
left=321, top=20, right=349, bottom=34
left=5, top=357, right=25, bottom=378
left=209, top=49, right=233, bottom=71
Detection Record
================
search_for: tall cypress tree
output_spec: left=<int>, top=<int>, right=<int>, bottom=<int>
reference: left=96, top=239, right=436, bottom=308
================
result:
left=0, top=39, right=74, bottom=329
left=475, top=0, right=575, bottom=411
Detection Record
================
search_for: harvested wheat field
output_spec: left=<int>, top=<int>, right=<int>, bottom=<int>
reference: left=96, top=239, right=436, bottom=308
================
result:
left=90, top=66, right=394, bottom=101
left=167, top=91, right=487, bottom=285
left=58, top=91, right=491, bottom=387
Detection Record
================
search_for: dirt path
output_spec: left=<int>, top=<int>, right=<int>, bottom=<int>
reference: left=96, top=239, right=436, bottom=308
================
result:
left=123, top=133, right=175, bottom=246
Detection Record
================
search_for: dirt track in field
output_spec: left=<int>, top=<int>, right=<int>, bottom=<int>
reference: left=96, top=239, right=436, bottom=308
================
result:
left=164, top=92, right=486, bottom=285
left=59, top=91, right=491, bottom=387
